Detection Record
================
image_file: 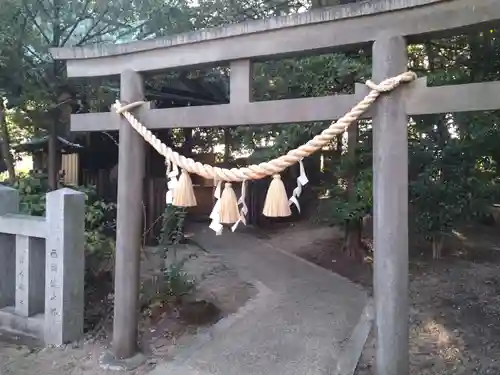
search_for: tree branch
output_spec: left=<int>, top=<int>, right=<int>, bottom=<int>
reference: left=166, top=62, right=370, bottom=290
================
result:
left=75, top=3, right=114, bottom=45
left=23, top=45, right=45, bottom=63
left=21, top=49, right=52, bottom=90
left=21, top=1, right=52, bottom=45
left=115, top=20, right=150, bottom=41
left=35, top=0, right=53, bottom=23
left=61, top=0, right=92, bottom=46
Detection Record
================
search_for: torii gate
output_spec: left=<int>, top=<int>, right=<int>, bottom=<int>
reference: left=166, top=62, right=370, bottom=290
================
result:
left=51, top=1, right=500, bottom=374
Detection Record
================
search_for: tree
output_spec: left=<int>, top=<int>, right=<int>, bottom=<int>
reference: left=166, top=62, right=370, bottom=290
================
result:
left=0, top=0, right=198, bottom=188
left=0, top=102, right=16, bottom=182
left=0, top=0, right=27, bottom=182
left=17, top=0, right=131, bottom=188
left=407, top=31, right=500, bottom=258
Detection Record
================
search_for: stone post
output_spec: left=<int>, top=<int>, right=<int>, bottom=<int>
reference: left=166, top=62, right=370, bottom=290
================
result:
left=15, top=235, right=45, bottom=317
left=372, top=35, right=409, bottom=375
left=113, top=70, right=146, bottom=359
left=230, top=59, right=251, bottom=105
left=44, top=188, right=85, bottom=345
left=0, top=186, right=18, bottom=308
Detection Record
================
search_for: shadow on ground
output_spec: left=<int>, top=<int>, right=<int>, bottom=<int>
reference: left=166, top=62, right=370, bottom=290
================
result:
left=253, top=221, right=500, bottom=375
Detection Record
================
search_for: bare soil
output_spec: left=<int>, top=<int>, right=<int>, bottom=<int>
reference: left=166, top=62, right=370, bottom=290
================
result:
left=356, top=226, right=500, bottom=375
left=4, top=221, right=500, bottom=374
left=0, top=243, right=256, bottom=375
left=257, top=222, right=500, bottom=375
left=258, top=222, right=373, bottom=287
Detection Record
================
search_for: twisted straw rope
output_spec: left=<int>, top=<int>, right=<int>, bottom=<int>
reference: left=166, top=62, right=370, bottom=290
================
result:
left=114, top=71, right=417, bottom=182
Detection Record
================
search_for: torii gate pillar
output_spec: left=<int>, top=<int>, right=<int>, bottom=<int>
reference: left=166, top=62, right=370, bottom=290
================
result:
left=113, top=70, right=146, bottom=359
left=372, top=35, right=409, bottom=375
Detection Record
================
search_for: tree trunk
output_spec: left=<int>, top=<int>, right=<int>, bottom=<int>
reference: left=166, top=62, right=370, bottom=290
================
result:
left=182, top=128, right=193, bottom=158
left=223, top=127, right=231, bottom=163
left=0, top=102, right=16, bottom=184
left=344, top=218, right=364, bottom=259
left=48, top=0, right=63, bottom=191
left=344, top=121, right=365, bottom=259
left=47, top=119, right=60, bottom=190
left=432, top=233, right=444, bottom=260
left=33, top=153, right=44, bottom=171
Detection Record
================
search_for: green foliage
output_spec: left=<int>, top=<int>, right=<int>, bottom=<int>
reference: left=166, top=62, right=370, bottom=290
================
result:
left=314, top=168, right=373, bottom=226
left=10, top=173, right=116, bottom=259
left=313, top=30, right=500, bottom=253
left=239, top=53, right=371, bottom=155
left=144, top=255, right=196, bottom=308
left=2, top=0, right=500, bottom=258
left=75, top=185, right=116, bottom=257
left=313, top=121, right=373, bottom=227
left=409, top=138, right=499, bottom=239
left=189, top=0, right=307, bottom=29
left=154, top=203, right=195, bottom=302
left=405, top=35, right=500, bottom=243
left=158, top=204, right=187, bottom=253
left=162, top=257, right=196, bottom=302
left=11, top=172, right=48, bottom=215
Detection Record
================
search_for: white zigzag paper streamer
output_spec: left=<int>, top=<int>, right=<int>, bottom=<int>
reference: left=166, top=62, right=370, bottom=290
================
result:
left=209, top=181, right=223, bottom=235
left=231, top=180, right=248, bottom=232
left=165, top=160, right=179, bottom=205
left=289, top=159, right=308, bottom=213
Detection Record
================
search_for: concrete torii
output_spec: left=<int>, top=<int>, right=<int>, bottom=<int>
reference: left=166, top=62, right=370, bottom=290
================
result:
left=51, top=1, right=500, bottom=374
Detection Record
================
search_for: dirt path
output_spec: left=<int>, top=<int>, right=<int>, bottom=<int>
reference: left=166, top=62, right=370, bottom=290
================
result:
left=0, top=340, right=153, bottom=375
left=357, top=256, right=500, bottom=375
left=256, top=222, right=500, bottom=375
left=0, top=243, right=255, bottom=375
left=149, top=223, right=367, bottom=375
left=4, top=222, right=499, bottom=374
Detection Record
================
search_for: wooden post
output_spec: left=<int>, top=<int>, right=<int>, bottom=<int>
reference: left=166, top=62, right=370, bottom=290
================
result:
left=372, top=35, right=409, bottom=375
left=112, top=70, right=146, bottom=359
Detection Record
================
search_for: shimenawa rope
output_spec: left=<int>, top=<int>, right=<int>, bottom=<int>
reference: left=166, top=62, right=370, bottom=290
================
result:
left=113, top=71, right=417, bottom=183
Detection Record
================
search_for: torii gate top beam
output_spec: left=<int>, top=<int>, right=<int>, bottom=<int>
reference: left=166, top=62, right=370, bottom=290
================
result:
left=50, top=0, right=499, bottom=77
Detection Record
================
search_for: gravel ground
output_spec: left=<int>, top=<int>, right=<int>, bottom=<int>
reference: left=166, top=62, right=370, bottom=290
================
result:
left=255, top=222, right=500, bottom=375
left=0, top=243, right=256, bottom=375
left=356, top=256, right=500, bottom=375
left=4, top=222, right=500, bottom=375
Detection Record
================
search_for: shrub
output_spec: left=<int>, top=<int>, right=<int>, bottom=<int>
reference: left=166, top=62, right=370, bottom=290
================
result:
left=11, top=172, right=116, bottom=273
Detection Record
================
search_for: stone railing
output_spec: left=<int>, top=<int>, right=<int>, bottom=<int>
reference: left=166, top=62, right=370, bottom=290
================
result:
left=0, top=185, right=85, bottom=346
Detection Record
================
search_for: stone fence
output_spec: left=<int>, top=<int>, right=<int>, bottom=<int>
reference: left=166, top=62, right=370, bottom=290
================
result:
left=0, top=185, right=85, bottom=346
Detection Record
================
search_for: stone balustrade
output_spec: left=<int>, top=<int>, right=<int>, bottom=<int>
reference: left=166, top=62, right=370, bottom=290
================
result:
left=0, top=185, right=85, bottom=346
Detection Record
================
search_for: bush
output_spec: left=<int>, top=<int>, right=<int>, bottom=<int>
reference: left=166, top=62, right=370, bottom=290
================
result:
left=158, top=204, right=187, bottom=259
left=10, top=172, right=116, bottom=274
left=409, top=140, right=499, bottom=256
left=162, top=258, right=196, bottom=303
left=157, top=204, right=195, bottom=303
left=315, top=173, right=372, bottom=226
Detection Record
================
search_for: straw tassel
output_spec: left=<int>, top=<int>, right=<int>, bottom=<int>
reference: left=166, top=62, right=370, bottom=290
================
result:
left=263, top=174, right=291, bottom=217
left=172, top=169, right=197, bottom=207
left=219, top=183, right=240, bottom=224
